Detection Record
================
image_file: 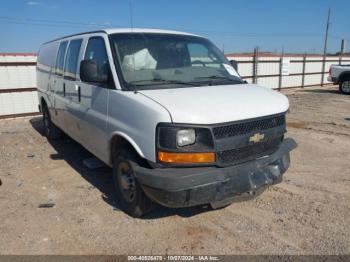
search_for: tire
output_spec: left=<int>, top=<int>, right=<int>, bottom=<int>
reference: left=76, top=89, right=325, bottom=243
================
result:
left=339, top=80, right=350, bottom=95
left=42, top=104, right=62, bottom=140
left=112, top=149, right=154, bottom=217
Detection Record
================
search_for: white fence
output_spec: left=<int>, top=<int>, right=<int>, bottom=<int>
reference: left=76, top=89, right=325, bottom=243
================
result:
left=0, top=53, right=349, bottom=118
left=0, top=53, right=38, bottom=118
left=226, top=53, right=350, bottom=89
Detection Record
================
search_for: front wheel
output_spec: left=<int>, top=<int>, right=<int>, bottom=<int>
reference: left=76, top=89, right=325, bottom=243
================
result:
left=112, top=149, right=154, bottom=217
left=339, top=80, right=350, bottom=95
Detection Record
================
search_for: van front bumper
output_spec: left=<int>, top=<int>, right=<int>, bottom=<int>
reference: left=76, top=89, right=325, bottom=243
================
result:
left=134, top=138, right=297, bottom=208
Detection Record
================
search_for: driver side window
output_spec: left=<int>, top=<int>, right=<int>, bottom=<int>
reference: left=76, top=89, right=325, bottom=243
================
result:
left=84, top=37, right=109, bottom=79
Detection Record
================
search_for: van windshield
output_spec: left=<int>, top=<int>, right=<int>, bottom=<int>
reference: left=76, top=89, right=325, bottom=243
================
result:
left=109, top=33, right=243, bottom=90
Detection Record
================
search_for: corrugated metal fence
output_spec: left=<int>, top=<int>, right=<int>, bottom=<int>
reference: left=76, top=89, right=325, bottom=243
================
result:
left=0, top=53, right=349, bottom=119
left=226, top=52, right=350, bottom=89
left=0, top=53, right=38, bottom=119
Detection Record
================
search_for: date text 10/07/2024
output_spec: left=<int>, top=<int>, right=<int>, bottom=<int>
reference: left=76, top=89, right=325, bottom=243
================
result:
left=127, top=256, right=220, bottom=261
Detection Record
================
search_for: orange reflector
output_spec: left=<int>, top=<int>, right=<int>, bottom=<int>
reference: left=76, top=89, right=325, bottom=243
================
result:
left=158, top=151, right=215, bottom=164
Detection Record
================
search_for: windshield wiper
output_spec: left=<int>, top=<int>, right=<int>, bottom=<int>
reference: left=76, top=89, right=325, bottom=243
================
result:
left=194, top=75, right=243, bottom=85
left=128, top=78, right=199, bottom=87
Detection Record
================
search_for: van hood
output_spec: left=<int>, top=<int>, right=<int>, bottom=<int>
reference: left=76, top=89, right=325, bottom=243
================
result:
left=139, top=84, right=289, bottom=124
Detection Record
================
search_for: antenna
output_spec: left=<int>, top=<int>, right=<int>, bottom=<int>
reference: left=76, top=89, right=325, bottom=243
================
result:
left=129, top=0, right=134, bottom=30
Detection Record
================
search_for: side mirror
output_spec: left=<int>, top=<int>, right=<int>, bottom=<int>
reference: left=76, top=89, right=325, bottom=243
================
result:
left=80, top=60, right=108, bottom=83
left=229, top=60, right=238, bottom=71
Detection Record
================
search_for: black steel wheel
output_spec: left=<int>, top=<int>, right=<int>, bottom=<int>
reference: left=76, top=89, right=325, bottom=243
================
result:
left=112, top=149, right=154, bottom=217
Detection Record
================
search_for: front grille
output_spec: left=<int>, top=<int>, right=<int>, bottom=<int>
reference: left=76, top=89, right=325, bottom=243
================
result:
left=213, top=114, right=285, bottom=139
left=217, top=137, right=282, bottom=165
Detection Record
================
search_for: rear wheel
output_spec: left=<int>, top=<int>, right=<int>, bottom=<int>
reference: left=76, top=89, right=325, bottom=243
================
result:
left=339, top=80, right=350, bottom=95
left=112, top=149, right=154, bottom=217
left=42, top=104, right=62, bottom=140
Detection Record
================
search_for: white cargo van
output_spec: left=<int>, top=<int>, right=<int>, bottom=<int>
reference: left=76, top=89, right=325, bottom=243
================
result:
left=37, top=28, right=296, bottom=217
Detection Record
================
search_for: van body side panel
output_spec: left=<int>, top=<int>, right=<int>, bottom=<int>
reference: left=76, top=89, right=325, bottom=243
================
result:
left=51, top=41, right=69, bottom=130
left=62, top=38, right=85, bottom=140
left=51, top=74, right=67, bottom=130
left=70, top=34, right=111, bottom=163
left=107, top=90, right=172, bottom=164
left=76, top=84, right=110, bottom=162
left=36, top=41, right=59, bottom=121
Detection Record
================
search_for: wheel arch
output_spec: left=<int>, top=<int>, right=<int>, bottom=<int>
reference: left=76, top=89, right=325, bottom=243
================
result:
left=339, top=72, right=350, bottom=82
left=40, top=97, right=47, bottom=108
left=109, top=132, right=145, bottom=165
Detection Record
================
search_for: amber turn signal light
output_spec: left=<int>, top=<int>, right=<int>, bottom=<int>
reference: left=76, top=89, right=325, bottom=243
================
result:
left=158, top=151, right=215, bottom=164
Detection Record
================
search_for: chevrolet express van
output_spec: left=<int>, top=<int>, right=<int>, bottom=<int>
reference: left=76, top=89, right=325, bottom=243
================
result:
left=37, top=28, right=297, bottom=217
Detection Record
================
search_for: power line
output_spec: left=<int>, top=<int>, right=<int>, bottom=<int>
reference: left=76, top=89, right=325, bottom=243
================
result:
left=0, top=20, right=94, bottom=29
left=0, top=16, right=346, bottom=44
left=192, top=30, right=324, bottom=38
left=329, top=34, right=349, bottom=42
left=0, top=16, right=341, bottom=40
left=0, top=16, right=122, bottom=28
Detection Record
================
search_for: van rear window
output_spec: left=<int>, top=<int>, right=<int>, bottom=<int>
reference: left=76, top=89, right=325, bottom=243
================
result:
left=38, top=42, right=58, bottom=71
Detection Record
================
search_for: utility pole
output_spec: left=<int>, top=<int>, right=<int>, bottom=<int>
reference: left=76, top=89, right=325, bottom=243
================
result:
left=321, top=8, right=331, bottom=86
left=341, top=39, right=346, bottom=53
left=339, top=39, right=346, bottom=65
left=253, top=47, right=259, bottom=84
left=278, top=47, right=284, bottom=91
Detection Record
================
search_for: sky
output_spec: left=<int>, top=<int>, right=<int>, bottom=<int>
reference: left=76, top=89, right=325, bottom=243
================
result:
left=0, top=0, right=349, bottom=54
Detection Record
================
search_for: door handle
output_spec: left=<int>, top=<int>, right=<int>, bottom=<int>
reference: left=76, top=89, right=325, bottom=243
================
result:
left=77, top=86, right=81, bottom=102
left=63, top=83, right=66, bottom=97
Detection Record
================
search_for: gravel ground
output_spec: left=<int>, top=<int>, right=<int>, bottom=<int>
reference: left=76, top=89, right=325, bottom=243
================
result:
left=0, top=85, right=349, bottom=255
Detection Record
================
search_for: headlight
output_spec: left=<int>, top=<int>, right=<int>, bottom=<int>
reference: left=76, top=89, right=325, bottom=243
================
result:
left=156, top=123, right=215, bottom=165
left=176, top=129, right=195, bottom=147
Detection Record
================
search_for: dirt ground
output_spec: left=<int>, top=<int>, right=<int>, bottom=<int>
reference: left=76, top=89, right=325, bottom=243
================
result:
left=0, top=85, right=349, bottom=255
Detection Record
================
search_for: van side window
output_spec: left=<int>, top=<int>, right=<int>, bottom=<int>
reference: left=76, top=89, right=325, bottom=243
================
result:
left=64, top=39, right=83, bottom=80
left=55, top=41, right=68, bottom=76
left=83, top=37, right=109, bottom=79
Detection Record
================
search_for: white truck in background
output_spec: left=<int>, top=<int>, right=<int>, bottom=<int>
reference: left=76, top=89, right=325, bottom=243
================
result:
left=328, top=64, right=350, bottom=94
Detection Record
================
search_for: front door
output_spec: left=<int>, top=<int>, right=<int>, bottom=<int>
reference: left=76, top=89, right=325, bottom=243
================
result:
left=76, top=36, right=110, bottom=161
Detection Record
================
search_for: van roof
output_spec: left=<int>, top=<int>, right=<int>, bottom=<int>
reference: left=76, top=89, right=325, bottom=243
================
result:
left=104, top=28, right=199, bottom=36
left=44, top=28, right=200, bottom=44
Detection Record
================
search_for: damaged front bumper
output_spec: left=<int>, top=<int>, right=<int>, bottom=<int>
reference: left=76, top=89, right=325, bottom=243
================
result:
left=134, top=138, right=297, bottom=208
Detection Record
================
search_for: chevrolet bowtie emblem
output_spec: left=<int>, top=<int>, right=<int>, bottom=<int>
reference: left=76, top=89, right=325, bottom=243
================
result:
left=249, top=133, right=265, bottom=143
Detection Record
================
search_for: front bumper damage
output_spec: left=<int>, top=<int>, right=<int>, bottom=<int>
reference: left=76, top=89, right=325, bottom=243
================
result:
left=135, top=138, right=297, bottom=208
